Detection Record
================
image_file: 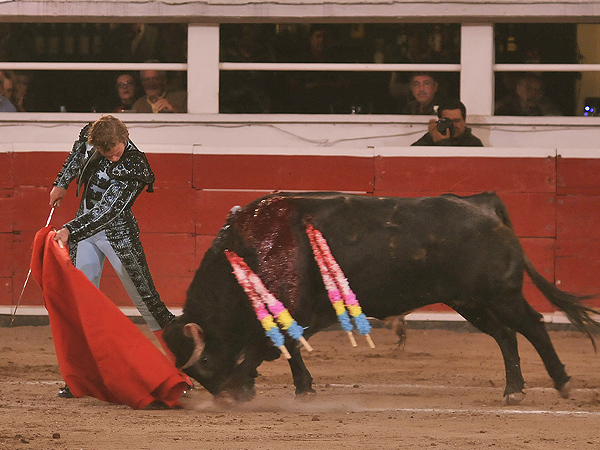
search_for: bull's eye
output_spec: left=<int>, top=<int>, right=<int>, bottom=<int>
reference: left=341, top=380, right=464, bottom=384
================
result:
left=200, top=355, right=209, bottom=365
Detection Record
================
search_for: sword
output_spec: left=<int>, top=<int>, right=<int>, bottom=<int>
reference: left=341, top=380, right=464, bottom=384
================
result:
left=10, top=206, right=56, bottom=326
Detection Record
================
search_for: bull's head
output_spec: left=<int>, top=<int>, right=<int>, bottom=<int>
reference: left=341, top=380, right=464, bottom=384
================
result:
left=162, top=321, right=219, bottom=396
left=162, top=318, right=259, bottom=402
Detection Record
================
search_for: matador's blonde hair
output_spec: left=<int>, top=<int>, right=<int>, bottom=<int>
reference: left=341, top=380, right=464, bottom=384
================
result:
left=88, top=115, right=129, bottom=153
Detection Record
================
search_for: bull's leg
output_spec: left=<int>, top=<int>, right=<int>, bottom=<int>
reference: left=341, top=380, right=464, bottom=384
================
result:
left=218, top=358, right=259, bottom=403
left=286, top=343, right=315, bottom=398
left=491, top=296, right=571, bottom=397
left=453, top=306, right=526, bottom=405
left=220, top=341, right=280, bottom=402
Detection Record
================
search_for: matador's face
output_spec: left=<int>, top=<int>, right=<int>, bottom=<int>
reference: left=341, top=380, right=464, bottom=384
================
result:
left=99, top=142, right=126, bottom=162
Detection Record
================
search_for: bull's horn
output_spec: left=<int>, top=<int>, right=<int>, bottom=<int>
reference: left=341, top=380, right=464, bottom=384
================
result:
left=180, top=323, right=205, bottom=370
left=183, top=322, right=204, bottom=342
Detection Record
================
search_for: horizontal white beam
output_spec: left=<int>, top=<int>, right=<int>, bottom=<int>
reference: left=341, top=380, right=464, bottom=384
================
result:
left=220, top=62, right=461, bottom=72
left=1, top=1, right=600, bottom=21
left=495, top=64, right=600, bottom=72
left=0, top=62, right=187, bottom=71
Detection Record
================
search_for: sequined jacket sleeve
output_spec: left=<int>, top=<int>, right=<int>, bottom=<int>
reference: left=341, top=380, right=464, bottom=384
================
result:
left=53, top=139, right=87, bottom=189
left=53, top=123, right=93, bottom=189
left=64, top=178, right=143, bottom=243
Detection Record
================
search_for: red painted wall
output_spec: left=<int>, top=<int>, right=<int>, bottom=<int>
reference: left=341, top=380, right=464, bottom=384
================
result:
left=2, top=152, right=599, bottom=314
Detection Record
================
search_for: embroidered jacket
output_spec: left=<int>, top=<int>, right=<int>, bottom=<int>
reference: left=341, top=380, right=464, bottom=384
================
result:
left=53, top=125, right=155, bottom=244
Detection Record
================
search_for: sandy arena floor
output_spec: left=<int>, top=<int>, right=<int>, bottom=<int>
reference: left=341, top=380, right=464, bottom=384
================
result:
left=1, top=323, right=600, bottom=450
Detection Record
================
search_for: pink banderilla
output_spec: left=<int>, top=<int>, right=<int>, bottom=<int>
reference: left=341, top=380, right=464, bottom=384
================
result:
left=306, top=223, right=375, bottom=348
left=225, top=251, right=312, bottom=357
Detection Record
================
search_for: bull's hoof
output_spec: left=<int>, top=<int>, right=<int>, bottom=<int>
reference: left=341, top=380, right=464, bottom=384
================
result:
left=214, top=392, right=238, bottom=409
left=295, top=390, right=317, bottom=402
left=502, top=392, right=525, bottom=405
left=557, top=379, right=573, bottom=399
left=238, top=386, right=257, bottom=403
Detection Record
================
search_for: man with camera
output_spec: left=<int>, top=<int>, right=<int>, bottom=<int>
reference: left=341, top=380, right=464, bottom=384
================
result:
left=411, top=99, right=483, bottom=147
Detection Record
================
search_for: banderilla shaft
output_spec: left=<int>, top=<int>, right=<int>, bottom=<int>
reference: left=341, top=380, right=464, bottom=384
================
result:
left=10, top=207, right=55, bottom=326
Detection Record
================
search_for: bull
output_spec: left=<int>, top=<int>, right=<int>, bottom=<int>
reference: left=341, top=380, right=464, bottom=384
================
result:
left=163, top=191, right=599, bottom=405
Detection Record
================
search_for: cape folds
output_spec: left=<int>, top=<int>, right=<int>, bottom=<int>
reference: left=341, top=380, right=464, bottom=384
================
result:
left=30, top=226, right=188, bottom=409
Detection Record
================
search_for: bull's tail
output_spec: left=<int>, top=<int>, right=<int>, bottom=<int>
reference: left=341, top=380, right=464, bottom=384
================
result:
left=523, top=254, right=600, bottom=350
left=484, top=191, right=600, bottom=347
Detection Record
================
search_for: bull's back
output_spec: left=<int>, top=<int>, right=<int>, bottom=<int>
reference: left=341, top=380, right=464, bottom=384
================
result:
left=284, top=192, right=524, bottom=317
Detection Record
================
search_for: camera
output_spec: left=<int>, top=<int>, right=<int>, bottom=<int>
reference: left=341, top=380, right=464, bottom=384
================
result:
left=436, top=117, right=454, bottom=134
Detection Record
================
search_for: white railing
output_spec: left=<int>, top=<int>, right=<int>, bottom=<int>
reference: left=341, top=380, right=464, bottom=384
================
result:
left=494, top=64, right=600, bottom=72
left=219, top=63, right=461, bottom=72
left=0, top=62, right=186, bottom=71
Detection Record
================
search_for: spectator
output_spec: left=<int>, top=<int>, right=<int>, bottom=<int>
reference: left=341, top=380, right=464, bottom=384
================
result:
left=3, top=70, right=14, bottom=100
left=219, top=24, right=274, bottom=113
left=0, top=71, right=17, bottom=112
left=132, top=67, right=186, bottom=113
left=303, top=25, right=328, bottom=62
left=495, top=73, right=562, bottom=116
left=221, top=24, right=275, bottom=63
left=284, top=25, right=352, bottom=113
left=11, top=71, right=32, bottom=112
left=387, top=26, right=442, bottom=111
left=412, top=99, right=483, bottom=147
left=401, top=72, right=443, bottom=115
left=112, top=73, right=140, bottom=113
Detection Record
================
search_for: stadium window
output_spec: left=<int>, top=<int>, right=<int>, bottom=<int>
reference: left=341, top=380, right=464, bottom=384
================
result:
left=0, top=23, right=187, bottom=113
left=218, top=23, right=461, bottom=114
left=493, top=23, right=599, bottom=116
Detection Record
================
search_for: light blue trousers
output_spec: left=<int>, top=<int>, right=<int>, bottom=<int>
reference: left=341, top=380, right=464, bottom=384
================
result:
left=75, top=230, right=161, bottom=331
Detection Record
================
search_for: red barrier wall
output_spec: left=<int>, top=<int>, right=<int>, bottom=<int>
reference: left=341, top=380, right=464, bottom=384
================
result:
left=2, top=151, right=599, bottom=314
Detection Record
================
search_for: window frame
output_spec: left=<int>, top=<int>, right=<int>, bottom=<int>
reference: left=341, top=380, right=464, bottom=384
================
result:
left=2, top=22, right=600, bottom=117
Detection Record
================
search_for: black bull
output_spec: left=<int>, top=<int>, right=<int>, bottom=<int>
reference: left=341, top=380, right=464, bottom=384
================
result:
left=163, top=191, right=599, bottom=405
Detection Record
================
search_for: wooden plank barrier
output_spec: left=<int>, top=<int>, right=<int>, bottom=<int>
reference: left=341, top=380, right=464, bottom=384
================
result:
left=2, top=150, right=600, bottom=315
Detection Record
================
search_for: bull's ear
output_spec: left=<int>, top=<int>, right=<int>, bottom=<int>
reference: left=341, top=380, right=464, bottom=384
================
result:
left=183, top=322, right=204, bottom=344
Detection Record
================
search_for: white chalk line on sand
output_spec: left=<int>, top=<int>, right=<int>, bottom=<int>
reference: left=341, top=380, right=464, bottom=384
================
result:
left=323, top=382, right=563, bottom=393
left=361, top=406, right=600, bottom=417
left=3, top=380, right=600, bottom=417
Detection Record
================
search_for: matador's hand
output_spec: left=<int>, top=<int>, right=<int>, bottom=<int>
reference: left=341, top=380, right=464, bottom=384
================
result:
left=54, top=227, right=69, bottom=248
left=49, top=186, right=67, bottom=207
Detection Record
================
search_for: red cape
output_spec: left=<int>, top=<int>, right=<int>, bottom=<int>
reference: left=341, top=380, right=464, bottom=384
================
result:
left=30, top=226, right=189, bottom=409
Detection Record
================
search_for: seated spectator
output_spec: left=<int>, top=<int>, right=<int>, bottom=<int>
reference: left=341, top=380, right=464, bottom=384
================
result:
left=284, top=25, right=353, bottom=113
left=219, top=24, right=274, bottom=113
left=401, top=72, right=443, bottom=115
left=132, top=67, right=186, bottom=113
left=11, top=71, right=31, bottom=112
left=495, top=73, right=562, bottom=116
left=412, top=99, right=483, bottom=147
left=3, top=70, right=14, bottom=100
left=0, top=71, right=16, bottom=112
left=112, top=73, right=140, bottom=113
left=11, top=71, right=42, bottom=112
